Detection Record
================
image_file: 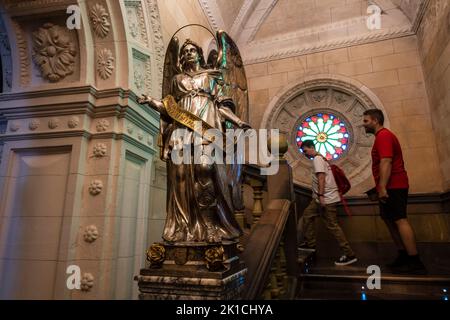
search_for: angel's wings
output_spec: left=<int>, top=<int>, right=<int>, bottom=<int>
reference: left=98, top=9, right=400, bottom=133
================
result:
left=215, top=30, right=249, bottom=122
left=162, top=37, right=181, bottom=99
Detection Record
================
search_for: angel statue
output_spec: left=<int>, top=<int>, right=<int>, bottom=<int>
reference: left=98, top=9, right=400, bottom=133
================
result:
left=138, top=30, right=250, bottom=243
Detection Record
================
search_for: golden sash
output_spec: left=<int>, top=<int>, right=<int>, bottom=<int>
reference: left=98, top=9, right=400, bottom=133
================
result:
left=162, top=94, right=219, bottom=143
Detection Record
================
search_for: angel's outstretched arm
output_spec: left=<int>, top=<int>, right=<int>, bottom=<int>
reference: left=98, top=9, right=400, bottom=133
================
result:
left=138, top=95, right=168, bottom=117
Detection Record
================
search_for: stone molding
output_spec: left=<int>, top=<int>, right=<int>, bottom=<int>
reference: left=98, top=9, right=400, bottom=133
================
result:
left=244, top=26, right=414, bottom=64
left=197, top=0, right=225, bottom=31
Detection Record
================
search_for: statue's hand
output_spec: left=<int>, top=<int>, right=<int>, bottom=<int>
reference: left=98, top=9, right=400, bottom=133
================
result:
left=239, top=121, right=252, bottom=130
left=138, top=94, right=165, bottom=115
left=138, top=94, right=151, bottom=105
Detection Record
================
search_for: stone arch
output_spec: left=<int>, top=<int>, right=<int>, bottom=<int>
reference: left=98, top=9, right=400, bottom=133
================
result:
left=260, top=74, right=390, bottom=195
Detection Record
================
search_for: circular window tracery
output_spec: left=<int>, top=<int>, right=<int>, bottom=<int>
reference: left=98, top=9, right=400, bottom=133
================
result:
left=296, top=112, right=350, bottom=160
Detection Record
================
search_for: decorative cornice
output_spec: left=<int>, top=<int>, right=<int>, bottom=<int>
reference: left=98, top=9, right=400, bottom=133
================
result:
left=197, top=0, right=225, bottom=31
left=244, top=26, right=414, bottom=64
left=145, top=0, right=164, bottom=95
left=11, top=19, right=30, bottom=86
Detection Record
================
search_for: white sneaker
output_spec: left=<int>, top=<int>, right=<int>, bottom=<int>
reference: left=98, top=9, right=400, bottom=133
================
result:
left=335, top=255, right=357, bottom=266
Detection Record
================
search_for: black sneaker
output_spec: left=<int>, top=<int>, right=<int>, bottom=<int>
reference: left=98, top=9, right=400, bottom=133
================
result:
left=391, top=256, right=427, bottom=275
left=335, top=255, right=358, bottom=266
left=298, top=242, right=316, bottom=252
left=387, top=250, right=408, bottom=268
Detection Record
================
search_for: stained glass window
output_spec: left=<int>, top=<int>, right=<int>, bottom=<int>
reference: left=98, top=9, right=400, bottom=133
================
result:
left=296, top=113, right=350, bottom=160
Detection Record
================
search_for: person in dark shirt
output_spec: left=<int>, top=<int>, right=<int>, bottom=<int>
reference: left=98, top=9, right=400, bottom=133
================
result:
left=363, top=109, right=426, bottom=275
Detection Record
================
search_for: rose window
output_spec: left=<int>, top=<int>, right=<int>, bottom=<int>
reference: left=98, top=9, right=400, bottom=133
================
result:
left=296, top=112, right=350, bottom=160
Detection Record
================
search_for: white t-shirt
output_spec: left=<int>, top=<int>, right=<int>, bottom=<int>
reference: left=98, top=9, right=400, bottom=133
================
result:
left=312, top=156, right=340, bottom=204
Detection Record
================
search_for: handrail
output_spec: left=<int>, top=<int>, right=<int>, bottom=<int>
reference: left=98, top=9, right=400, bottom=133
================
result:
left=240, top=159, right=298, bottom=299
left=241, top=199, right=292, bottom=299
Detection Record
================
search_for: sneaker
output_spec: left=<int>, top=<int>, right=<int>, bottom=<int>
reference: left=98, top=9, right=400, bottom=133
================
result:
left=335, top=255, right=358, bottom=266
left=298, top=242, right=316, bottom=252
left=386, top=250, right=408, bottom=268
left=391, top=256, right=427, bottom=275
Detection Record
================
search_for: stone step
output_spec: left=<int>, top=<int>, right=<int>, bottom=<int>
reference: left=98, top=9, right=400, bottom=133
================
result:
left=296, top=249, right=450, bottom=300
left=297, top=261, right=450, bottom=300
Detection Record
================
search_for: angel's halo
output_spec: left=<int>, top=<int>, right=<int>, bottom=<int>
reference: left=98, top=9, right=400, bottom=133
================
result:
left=169, top=24, right=218, bottom=65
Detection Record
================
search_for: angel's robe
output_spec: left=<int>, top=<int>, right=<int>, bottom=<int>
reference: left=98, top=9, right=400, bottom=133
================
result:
left=159, top=68, right=243, bottom=243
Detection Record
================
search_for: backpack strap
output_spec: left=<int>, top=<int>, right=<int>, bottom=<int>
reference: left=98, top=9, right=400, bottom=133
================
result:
left=315, top=154, right=352, bottom=217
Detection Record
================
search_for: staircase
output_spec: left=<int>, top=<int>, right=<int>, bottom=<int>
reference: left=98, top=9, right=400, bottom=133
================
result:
left=296, top=244, right=450, bottom=300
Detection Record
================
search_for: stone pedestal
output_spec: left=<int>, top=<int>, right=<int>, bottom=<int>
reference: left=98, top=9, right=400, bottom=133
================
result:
left=135, top=241, right=247, bottom=300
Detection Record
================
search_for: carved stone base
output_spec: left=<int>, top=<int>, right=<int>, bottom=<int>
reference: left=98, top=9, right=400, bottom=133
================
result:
left=135, top=241, right=247, bottom=300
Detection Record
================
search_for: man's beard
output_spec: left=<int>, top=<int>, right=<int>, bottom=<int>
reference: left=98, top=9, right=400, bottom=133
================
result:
left=365, top=126, right=375, bottom=134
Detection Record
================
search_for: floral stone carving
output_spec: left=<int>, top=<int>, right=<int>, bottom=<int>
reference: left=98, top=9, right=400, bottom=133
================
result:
left=93, top=143, right=107, bottom=157
left=28, top=119, right=40, bottom=131
left=88, top=180, right=103, bottom=196
left=80, top=273, right=94, bottom=292
left=96, top=119, right=109, bottom=132
left=97, top=48, right=114, bottom=80
left=83, top=225, right=99, bottom=243
left=32, top=23, right=77, bottom=82
left=48, top=118, right=60, bottom=129
left=68, top=116, right=80, bottom=128
left=90, top=3, right=110, bottom=38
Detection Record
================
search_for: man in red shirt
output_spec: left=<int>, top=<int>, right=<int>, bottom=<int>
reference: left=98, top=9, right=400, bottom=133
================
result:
left=363, top=109, right=426, bottom=274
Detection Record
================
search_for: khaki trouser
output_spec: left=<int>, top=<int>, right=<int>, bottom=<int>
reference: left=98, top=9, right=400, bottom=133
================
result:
left=302, top=200, right=355, bottom=257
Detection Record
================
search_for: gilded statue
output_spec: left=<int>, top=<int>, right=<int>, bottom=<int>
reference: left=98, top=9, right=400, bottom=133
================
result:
left=138, top=30, right=249, bottom=243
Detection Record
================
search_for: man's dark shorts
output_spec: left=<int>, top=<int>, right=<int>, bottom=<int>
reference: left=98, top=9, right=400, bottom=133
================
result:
left=379, top=188, right=408, bottom=221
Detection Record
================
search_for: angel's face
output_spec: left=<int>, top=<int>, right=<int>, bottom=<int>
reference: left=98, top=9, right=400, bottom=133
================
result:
left=182, top=44, right=200, bottom=65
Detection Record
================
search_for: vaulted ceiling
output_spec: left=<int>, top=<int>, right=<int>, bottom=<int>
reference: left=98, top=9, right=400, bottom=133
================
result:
left=198, top=0, right=426, bottom=63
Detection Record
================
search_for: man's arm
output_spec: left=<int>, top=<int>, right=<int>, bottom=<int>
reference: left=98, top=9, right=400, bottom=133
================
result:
left=317, top=172, right=326, bottom=206
left=378, top=158, right=392, bottom=200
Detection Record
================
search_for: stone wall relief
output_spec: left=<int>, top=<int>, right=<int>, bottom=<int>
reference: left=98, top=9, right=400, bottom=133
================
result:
left=132, top=49, right=151, bottom=94
left=32, top=23, right=77, bottom=83
left=145, top=0, right=164, bottom=94
left=96, top=48, right=115, bottom=80
left=125, top=1, right=149, bottom=46
left=10, top=19, right=30, bottom=86
left=90, top=3, right=111, bottom=39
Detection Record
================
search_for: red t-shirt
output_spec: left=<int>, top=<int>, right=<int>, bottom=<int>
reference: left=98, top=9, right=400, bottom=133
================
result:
left=371, top=128, right=409, bottom=189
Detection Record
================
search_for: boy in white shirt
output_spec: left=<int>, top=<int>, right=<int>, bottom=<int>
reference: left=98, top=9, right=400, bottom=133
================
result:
left=298, top=140, right=357, bottom=266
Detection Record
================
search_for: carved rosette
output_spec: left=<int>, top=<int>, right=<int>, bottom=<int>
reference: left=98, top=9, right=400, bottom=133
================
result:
left=68, top=116, right=80, bottom=128
left=204, top=246, right=225, bottom=271
left=9, top=122, right=20, bottom=132
left=32, top=23, right=77, bottom=82
left=88, top=180, right=103, bottom=196
left=93, top=143, right=107, bottom=158
left=127, top=125, right=134, bottom=134
left=146, top=243, right=165, bottom=268
left=28, top=119, right=40, bottom=131
left=96, top=119, right=109, bottom=132
left=80, top=273, right=94, bottom=292
left=48, top=118, right=60, bottom=129
left=97, top=48, right=115, bottom=80
left=83, top=225, right=99, bottom=243
left=90, top=3, right=110, bottom=38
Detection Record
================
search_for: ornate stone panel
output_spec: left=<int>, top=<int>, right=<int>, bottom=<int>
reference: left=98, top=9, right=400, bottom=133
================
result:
left=125, top=1, right=149, bottom=46
left=132, top=48, right=151, bottom=94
